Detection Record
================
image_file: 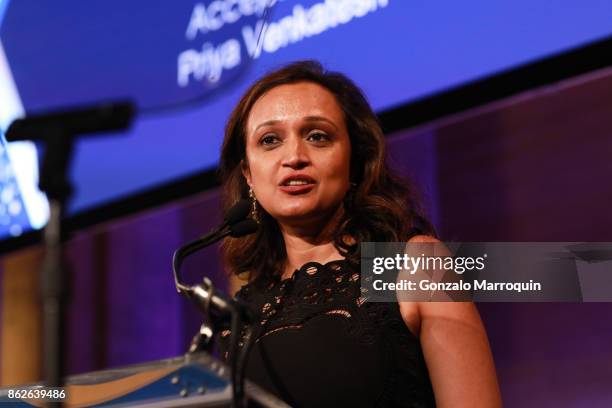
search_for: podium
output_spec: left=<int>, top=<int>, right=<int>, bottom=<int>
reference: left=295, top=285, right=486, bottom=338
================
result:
left=0, top=353, right=289, bottom=407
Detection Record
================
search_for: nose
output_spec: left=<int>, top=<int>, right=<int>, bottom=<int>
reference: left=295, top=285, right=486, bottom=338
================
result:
left=281, top=135, right=310, bottom=169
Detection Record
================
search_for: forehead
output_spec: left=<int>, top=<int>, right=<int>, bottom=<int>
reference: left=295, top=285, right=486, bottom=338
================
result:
left=246, top=82, right=344, bottom=131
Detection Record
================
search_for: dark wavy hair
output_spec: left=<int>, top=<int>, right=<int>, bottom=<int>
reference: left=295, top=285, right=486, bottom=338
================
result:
left=219, top=61, right=434, bottom=282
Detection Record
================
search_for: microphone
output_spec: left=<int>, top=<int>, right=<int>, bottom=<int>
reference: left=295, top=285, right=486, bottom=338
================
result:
left=173, top=200, right=255, bottom=264
left=5, top=101, right=134, bottom=141
left=229, top=219, right=258, bottom=238
left=171, top=200, right=259, bottom=408
left=172, top=200, right=254, bottom=278
left=224, top=199, right=251, bottom=227
left=172, top=199, right=258, bottom=302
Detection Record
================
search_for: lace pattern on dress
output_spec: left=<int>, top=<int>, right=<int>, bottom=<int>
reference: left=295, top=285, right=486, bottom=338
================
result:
left=219, top=259, right=436, bottom=408
left=226, top=259, right=416, bottom=350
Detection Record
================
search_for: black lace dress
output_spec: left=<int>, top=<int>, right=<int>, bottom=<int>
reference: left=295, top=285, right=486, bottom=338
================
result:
left=220, top=259, right=436, bottom=408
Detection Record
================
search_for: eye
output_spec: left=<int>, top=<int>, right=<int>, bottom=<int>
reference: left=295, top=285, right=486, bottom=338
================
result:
left=259, top=134, right=280, bottom=146
left=307, top=131, right=330, bottom=143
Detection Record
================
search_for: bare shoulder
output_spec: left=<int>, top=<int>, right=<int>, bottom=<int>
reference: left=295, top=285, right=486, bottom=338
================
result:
left=398, top=234, right=442, bottom=336
left=399, top=235, right=482, bottom=328
left=407, top=234, right=441, bottom=243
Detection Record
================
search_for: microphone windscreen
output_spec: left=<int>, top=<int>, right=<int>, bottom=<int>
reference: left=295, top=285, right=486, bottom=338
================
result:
left=6, top=101, right=134, bottom=141
left=229, top=219, right=259, bottom=238
left=224, top=199, right=251, bottom=226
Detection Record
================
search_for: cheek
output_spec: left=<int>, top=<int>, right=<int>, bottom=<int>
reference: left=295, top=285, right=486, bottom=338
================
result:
left=328, top=145, right=351, bottom=181
left=319, top=151, right=351, bottom=193
left=247, top=154, right=276, bottom=192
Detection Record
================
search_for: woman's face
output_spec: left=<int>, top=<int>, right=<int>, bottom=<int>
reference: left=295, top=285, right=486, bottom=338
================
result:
left=243, top=81, right=351, bottom=227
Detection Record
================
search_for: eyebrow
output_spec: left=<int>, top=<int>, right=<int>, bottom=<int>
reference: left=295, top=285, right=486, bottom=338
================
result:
left=304, top=115, right=339, bottom=130
left=253, top=119, right=281, bottom=134
left=253, top=115, right=339, bottom=134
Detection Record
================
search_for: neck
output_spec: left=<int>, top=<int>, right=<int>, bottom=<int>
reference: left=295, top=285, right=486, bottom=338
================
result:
left=278, top=205, right=345, bottom=279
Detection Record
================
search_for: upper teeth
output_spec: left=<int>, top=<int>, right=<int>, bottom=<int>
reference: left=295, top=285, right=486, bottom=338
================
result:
left=287, top=180, right=309, bottom=186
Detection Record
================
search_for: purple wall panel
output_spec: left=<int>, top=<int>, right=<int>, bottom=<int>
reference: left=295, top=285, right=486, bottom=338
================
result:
left=65, top=232, right=101, bottom=374
left=103, top=208, right=184, bottom=367
left=479, top=303, right=612, bottom=407
left=174, top=191, right=227, bottom=351
left=435, top=71, right=612, bottom=242
left=387, top=127, right=440, bottom=230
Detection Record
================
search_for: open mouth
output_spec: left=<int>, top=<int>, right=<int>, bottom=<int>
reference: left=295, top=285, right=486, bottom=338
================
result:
left=284, top=180, right=311, bottom=186
left=279, top=175, right=316, bottom=194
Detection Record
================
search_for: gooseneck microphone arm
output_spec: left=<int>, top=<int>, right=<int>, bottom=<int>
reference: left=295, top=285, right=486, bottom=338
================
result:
left=172, top=199, right=252, bottom=292
left=172, top=200, right=258, bottom=408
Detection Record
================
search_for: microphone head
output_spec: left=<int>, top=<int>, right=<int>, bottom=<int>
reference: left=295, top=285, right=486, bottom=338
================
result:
left=229, top=219, right=259, bottom=238
left=224, top=199, right=251, bottom=226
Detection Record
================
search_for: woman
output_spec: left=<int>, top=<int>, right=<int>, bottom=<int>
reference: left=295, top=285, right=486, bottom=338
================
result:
left=219, top=61, right=501, bottom=407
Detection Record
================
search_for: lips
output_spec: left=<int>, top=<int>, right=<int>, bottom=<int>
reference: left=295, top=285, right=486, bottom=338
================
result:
left=278, top=174, right=316, bottom=194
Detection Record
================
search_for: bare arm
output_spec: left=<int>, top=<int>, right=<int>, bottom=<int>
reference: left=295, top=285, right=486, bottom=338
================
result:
left=417, top=301, right=501, bottom=407
left=401, top=235, right=502, bottom=407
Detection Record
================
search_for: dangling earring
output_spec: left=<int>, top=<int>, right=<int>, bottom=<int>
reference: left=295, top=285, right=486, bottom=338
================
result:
left=249, top=187, right=260, bottom=223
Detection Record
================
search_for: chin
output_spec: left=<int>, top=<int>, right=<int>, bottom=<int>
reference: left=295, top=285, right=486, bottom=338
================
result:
left=274, top=206, right=316, bottom=221
left=271, top=201, right=341, bottom=224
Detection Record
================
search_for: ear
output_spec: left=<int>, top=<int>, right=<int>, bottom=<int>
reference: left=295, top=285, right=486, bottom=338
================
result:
left=240, top=159, right=252, bottom=187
